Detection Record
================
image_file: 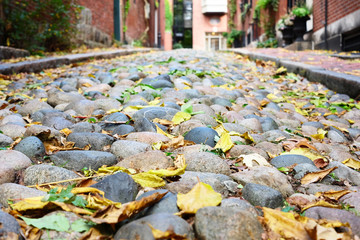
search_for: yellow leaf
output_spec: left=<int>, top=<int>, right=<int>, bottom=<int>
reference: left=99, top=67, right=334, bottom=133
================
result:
left=85, top=191, right=167, bottom=224
left=301, top=167, right=337, bottom=185
left=275, top=66, right=287, bottom=75
left=123, top=105, right=146, bottom=112
left=82, top=82, right=93, bottom=87
left=0, top=80, right=11, bottom=86
left=177, top=182, right=222, bottom=214
left=295, top=107, right=309, bottom=116
left=348, top=119, right=355, bottom=124
left=172, top=111, right=191, bottom=125
left=240, top=132, right=255, bottom=143
left=282, top=148, right=325, bottom=161
left=148, top=154, right=186, bottom=177
left=214, top=124, right=227, bottom=135
left=263, top=207, right=310, bottom=240
left=131, top=172, right=166, bottom=188
left=10, top=196, right=48, bottom=211
left=96, top=166, right=135, bottom=175
left=148, top=224, right=188, bottom=240
left=314, top=190, right=352, bottom=201
left=60, top=128, right=72, bottom=136
left=311, top=129, right=327, bottom=140
left=156, top=125, right=174, bottom=139
left=239, top=153, right=271, bottom=167
left=301, top=200, right=342, bottom=212
left=148, top=99, right=161, bottom=106
left=153, top=118, right=173, bottom=126
left=106, top=108, right=122, bottom=114
left=214, top=131, right=234, bottom=152
left=342, top=158, right=360, bottom=170
left=152, top=141, right=162, bottom=150
left=88, top=74, right=96, bottom=78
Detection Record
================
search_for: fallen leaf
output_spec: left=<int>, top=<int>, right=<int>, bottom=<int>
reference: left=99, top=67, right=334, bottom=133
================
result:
left=314, top=190, right=352, bottom=201
left=85, top=191, right=167, bottom=224
left=20, top=213, right=70, bottom=232
left=282, top=147, right=326, bottom=161
left=238, top=153, right=271, bottom=167
left=240, top=132, right=255, bottom=143
left=262, top=207, right=311, bottom=240
left=311, top=129, right=327, bottom=140
left=148, top=224, right=188, bottom=240
left=301, top=200, right=342, bottom=212
left=172, top=111, right=191, bottom=125
left=153, top=118, right=173, bottom=126
left=214, top=131, right=234, bottom=152
left=156, top=125, right=174, bottom=139
left=262, top=207, right=351, bottom=240
left=301, top=167, right=337, bottom=185
left=313, top=158, right=329, bottom=169
left=60, top=128, right=72, bottom=136
left=177, top=182, right=222, bottom=214
left=286, top=195, right=311, bottom=209
left=342, top=158, right=360, bottom=170
left=131, top=172, right=166, bottom=188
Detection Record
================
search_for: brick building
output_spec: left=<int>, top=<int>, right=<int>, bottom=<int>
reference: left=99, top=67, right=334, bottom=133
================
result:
left=312, top=0, right=360, bottom=51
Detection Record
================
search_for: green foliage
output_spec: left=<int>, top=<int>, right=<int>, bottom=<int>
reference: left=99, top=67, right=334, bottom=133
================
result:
left=223, top=29, right=244, bottom=47
left=228, top=0, right=237, bottom=29
left=165, top=0, right=173, bottom=33
left=124, top=0, right=130, bottom=18
left=169, top=69, right=223, bottom=78
left=241, top=3, right=250, bottom=22
left=0, top=0, right=81, bottom=52
left=173, top=42, right=184, bottom=49
left=21, top=214, right=70, bottom=232
left=257, top=38, right=278, bottom=48
left=253, top=0, right=279, bottom=38
left=132, top=39, right=143, bottom=47
left=42, top=184, right=88, bottom=208
left=292, top=6, right=311, bottom=17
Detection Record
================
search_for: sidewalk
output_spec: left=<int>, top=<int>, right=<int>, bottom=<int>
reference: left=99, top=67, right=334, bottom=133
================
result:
left=230, top=48, right=360, bottom=99
left=0, top=48, right=155, bottom=75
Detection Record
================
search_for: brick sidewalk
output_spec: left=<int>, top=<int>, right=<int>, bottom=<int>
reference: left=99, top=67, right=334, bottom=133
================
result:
left=244, top=48, right=360, bottom=77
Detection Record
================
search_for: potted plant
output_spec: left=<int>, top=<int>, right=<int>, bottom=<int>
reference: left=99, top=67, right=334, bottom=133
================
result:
left=223, top=29, right=244, bottom=48
left=291, top=5, right=311, bottom=41
left=276, top=14, right=294, bottom=46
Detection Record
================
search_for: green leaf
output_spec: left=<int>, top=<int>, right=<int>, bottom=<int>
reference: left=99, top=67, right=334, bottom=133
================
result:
left=20, top=214, right=70, bottom=232
left=71, top=219, right=94, bottom=233
left=71, top=196, right=88, bottom=208
left=278, top=167, right=290, bottom=174
left=181, top=103, right=193, bottom=114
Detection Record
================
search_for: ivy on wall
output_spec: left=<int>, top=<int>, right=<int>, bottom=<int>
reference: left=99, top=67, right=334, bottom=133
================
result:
left=165, top=0, right=173, bottom=33
left=228, top=0, right=237, bottom=29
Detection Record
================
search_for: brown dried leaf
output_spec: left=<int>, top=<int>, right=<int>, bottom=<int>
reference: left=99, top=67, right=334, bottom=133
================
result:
left=301, top=167, right=337, bottom=185
left=313, top=158, right=329, bottom=169
left=85, top=191, right=167, bottom=224
left=314, top=190, right=352, bottom=201
left=286, top=195, right=311, bottom=209
left=301, top=200, right=342, bottom=212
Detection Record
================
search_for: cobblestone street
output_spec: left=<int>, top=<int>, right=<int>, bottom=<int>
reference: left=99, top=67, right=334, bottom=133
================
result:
left=1, top=49, right=360, bottom=239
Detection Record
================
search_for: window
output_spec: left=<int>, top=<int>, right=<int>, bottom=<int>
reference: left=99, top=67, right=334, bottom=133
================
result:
left=205, top=33, right=227, bottom=51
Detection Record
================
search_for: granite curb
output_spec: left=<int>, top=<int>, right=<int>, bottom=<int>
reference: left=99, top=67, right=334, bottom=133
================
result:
left=228, top=49, right=360, bottom=99
left=0, top=48, right=156, bottom=75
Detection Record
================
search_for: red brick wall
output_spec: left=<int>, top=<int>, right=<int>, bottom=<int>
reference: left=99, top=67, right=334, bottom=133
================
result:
left=78, top=0, right=114, bottom=36
left=313, top=0, right=360, bottom=32
left=236, top=0, right=288, bottom=41
left=125, top=0, right=148, bottom=43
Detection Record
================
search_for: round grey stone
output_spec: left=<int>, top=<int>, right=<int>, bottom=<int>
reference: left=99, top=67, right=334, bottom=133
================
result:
left=0, top=210, right=22, bottom=238
left=136, top=189, right=179, bottom=216
left=271, top=154, right=315, bottom=168
left=91, top=172, right=138, bottom=203
left=24, top=164, right=80, bottom=186
left=13, top=136, right=45, bottom=161
left=112, top=125, right=136, bottom=135
left=195, top=206, right=263, bottom=240
left=184, top=127, right=219, bottom=147
left=67, top=132, right=114, bottom=151
left=50, top=150, right=117, bottom=171
left=242, top=183, right=284, bottom=208
left=114, top=213, right=195, bottom=240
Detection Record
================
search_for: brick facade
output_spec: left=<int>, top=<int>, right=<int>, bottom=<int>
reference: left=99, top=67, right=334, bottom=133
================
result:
left=78, top=0, right=114, bottom=37
left=313, top=0, right=360, bottom=32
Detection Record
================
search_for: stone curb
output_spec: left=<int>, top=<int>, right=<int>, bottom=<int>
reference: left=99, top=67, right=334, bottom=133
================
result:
left=228, top=49, right=360, bottom=98
left=0, top=48, right=155, bottom=75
